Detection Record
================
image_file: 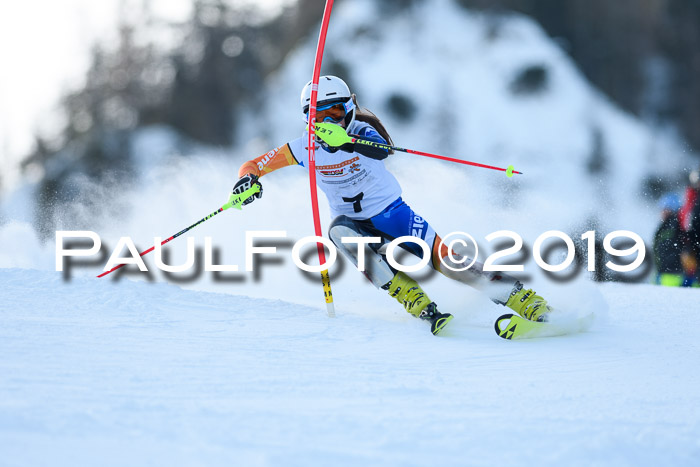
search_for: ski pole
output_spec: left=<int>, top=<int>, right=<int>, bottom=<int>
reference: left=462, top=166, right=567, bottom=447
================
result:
left=97, top=184, right=261, bottom=278
left=315, top=122, right=522, bottom=177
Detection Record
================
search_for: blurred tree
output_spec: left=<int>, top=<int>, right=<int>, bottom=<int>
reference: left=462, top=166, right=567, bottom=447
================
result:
left=456, top=0, right=700, bottom=152
left=385, top=93, right=417, bottom=123
left=663, top=0, right=700, bottom=151
left=22, top=0, right=324, bottom=238
left=509, top=64, right=549, bottom=95
left=587, top=126, right=608, bottom=175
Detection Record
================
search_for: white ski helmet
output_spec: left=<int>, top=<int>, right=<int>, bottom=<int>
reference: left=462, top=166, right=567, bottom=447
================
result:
left=300, top=75, right=356, bottom=127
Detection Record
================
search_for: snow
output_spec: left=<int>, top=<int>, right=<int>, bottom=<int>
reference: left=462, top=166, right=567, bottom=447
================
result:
left=1, top=268, right=699, bottom=466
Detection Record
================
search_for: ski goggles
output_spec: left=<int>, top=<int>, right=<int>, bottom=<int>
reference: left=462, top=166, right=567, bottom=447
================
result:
left=304, top=99, right=355, bottom=123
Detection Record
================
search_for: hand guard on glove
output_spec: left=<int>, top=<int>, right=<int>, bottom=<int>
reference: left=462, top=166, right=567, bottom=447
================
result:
left=232, top=173, right=263, bottom=206
left=315, top=122, right=355, bottom=153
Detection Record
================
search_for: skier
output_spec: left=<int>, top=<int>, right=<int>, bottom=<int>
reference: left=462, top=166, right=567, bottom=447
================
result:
left=232, top=75, right=551, bottom=335
left=652, top=193, right=683, bottom=286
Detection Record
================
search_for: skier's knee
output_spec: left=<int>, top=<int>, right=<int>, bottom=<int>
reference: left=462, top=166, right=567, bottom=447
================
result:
left=329, top=217, right=364, bottom=260
left=328, top=215, right=363, bottom=246
left=328, top=216, right=395, bottom=287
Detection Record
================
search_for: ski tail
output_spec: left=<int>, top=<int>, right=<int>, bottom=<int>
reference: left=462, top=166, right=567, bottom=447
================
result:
left=495, top=312, right=595, bottom=340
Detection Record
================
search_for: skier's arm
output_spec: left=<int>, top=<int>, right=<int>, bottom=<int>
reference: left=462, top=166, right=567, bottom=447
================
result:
left=237, top=143, right=299, bottom=178
left=352, top=126, right=390, bottom=160
left=234, top=144, right=298, bottom=206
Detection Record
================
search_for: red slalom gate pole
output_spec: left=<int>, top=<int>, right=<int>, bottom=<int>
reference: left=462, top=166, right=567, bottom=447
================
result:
left=307, top=0, right=336, bottom=318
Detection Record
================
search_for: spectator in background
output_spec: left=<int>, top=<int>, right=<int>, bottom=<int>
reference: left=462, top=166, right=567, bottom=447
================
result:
left=653, top=193, right=683, bottom=286
left=679, top=168, right=700, bottom=287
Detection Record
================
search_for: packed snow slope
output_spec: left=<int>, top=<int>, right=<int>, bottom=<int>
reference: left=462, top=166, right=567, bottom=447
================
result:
left=1, top=268, right=699, bottom=466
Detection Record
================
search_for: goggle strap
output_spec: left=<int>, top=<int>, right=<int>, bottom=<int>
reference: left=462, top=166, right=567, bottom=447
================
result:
left=343, top=99, right=355, bottom=114
left=304, top=99, right=354, bottom=123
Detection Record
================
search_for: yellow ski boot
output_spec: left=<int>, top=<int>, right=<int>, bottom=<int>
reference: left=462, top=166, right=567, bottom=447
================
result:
left=505, top=282, right=552, bottom=322
left=383, top=271, right=453, bottom=335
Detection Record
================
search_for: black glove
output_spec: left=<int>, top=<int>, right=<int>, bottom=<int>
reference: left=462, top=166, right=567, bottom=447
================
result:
left=317, top=137, right=355, bottom=153
left=232, top=174, right=263, bottom=206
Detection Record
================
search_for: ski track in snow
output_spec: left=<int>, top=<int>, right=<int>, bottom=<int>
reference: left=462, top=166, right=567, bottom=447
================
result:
left=1, top=268, right=699, bottom=466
